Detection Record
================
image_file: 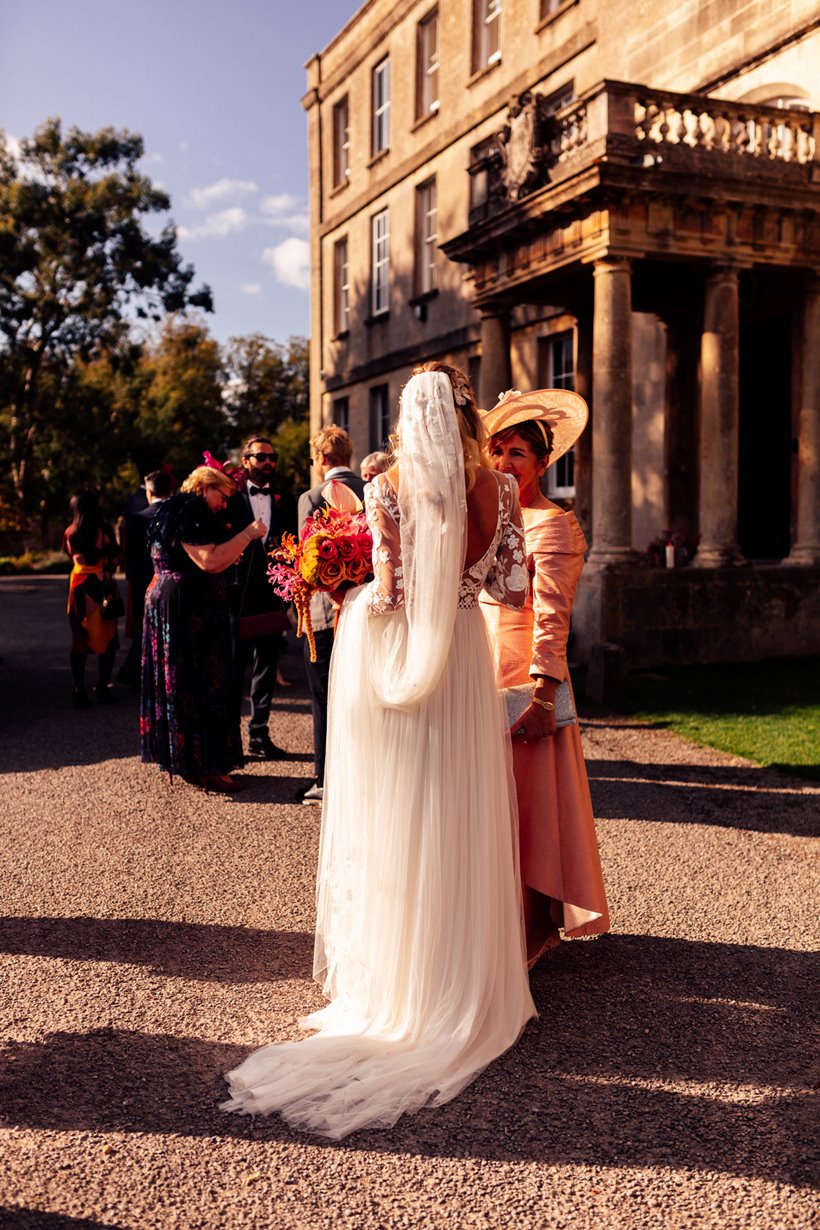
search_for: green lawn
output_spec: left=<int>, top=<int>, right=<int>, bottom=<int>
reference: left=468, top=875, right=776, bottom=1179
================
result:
left=622, top=656, right=820, bottom=782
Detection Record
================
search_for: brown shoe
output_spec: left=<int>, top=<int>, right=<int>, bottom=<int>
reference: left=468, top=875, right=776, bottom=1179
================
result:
left=201, top=774, right=245, bottom=794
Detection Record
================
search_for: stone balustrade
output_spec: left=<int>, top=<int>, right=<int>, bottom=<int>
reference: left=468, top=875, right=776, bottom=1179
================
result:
left=474, top=79, right=820, bottom=221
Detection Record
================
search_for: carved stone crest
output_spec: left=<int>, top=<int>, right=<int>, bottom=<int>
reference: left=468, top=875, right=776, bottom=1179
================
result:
left=498, top=91, right=545, bottom=201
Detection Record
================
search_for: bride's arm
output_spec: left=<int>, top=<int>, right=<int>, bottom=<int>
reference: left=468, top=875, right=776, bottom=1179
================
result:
left=364, top=476, right=404, bottom=614
left=483, top=475, right=529, bottom=609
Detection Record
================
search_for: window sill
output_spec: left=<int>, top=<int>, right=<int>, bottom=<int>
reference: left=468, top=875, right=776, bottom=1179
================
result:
left=367, top=148, right=390, bottom=170
left=364, top=311, right=390, bottom=327
left=408, top=289, right=438, bottom=322
left=467, top=58, right=502, bottom=89
left=329, top=177, right=351, bottom=199
left=535, top=0, right=578, bottom=35
left=411, top=105, right=440, bottom=134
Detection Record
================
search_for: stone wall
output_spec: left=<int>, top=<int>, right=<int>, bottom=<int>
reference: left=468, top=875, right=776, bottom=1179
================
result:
left=572, top=564, right=820, bottom=667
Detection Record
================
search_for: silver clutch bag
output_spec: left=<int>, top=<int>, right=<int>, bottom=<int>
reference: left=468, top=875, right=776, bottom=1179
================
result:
left=501, top=680, right=576, bottom=730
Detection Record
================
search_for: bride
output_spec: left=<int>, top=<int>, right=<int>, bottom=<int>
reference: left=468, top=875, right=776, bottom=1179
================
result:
left=222, top=364, right=536, bottom=1138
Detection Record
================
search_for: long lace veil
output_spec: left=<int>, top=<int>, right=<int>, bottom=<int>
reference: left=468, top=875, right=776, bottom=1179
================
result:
left=369, top=370, right=467, bottom=709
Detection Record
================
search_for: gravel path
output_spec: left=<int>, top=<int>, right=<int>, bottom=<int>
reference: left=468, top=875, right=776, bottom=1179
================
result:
left=1, top=577, right=817, bottom=1230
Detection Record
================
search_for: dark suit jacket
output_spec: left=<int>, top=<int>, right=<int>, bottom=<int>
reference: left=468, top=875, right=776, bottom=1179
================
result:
left=226, top=487, right=286, bottom=618
left=297, top=469, right=367, bottom=533
left=125, top=502, right=163, bottom=608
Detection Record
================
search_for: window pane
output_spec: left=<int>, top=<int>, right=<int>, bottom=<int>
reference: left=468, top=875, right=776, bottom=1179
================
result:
left=334, top=237, right=349, bottom=334
left=333, top=97, right=350, bottom=186
left=417, top=179, right=437, bottom=294
left=371, top=209, right=390, bottom=315
left=333, top=397, right=349, bottom=434
left=372, top=59, right=391, bottom=154
left=369, top=385, right=391, bottom=449
left=543, top=331, right=576, bottom=497
left=419, top=11, right=439, bottom=115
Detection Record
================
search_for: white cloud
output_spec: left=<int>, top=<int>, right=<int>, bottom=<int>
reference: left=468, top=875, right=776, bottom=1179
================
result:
left=189, top=177, right=258, bottom=210
left=178, top=207, right=249, bottom=241
left=259, top=193, right=309, bottom=236
left=239, top=282, right=263, bottom=297
left=141, top=151, right=164, bottom=166
left=259, top=193, right=300, bottom=216
left=4, top=134, right=22, bottom=160
left=262, top=238, right=310, bottom=290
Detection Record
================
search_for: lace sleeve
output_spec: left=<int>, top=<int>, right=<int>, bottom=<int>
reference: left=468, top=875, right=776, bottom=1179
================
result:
left=364, top=475, right=404, bottom=614
left=483, top=474, right=529, bottom=608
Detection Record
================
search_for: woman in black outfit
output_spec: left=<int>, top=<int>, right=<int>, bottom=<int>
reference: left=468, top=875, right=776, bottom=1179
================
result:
left=140, top=465, right=266, bottom=794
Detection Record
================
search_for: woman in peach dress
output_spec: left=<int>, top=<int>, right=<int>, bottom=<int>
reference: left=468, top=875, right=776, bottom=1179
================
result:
left=479, top=389, right=609, bottom=969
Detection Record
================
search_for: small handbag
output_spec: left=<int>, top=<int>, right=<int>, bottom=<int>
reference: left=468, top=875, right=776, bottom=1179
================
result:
left=238, top=610, right=291, bottom=640
left=502, top=680, right=576, bottom=731
left=100, top=586, right=125, bottom=621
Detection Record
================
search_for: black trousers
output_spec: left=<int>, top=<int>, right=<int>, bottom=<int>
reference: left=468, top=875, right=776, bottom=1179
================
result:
left=235, top=633, right=281, bottom=738
left=304, top=627, right=334, bottom=786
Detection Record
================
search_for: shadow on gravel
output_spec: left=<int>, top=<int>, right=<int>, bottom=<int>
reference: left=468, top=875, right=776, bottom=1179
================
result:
left=1, top=935, right=816, bottom=1188
left=0, top=1211, right=124, bottom=1229
left=587, top=759, right=818, bottom=837
left=0, top=916, right=313, bottom=983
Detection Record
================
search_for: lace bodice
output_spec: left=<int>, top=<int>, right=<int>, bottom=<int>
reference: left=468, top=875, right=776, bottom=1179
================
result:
left=365, top=470, right=528, bottom=613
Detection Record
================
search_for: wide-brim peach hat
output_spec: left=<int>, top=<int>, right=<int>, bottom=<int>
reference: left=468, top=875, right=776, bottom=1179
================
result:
left=480, top=388, right=588, bottom=468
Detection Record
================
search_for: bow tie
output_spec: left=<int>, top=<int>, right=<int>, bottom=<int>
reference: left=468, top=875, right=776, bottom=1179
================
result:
left=248, top=485, right=270, bottom=497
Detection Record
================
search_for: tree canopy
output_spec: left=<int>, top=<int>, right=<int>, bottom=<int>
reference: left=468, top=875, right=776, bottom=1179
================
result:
left=0, top=120, right=311, bottom=534
left=0, top=119, right=213, bottom=513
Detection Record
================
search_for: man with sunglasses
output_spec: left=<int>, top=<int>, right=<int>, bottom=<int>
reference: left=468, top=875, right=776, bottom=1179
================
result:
left=227, top=434, right=290, bottom=760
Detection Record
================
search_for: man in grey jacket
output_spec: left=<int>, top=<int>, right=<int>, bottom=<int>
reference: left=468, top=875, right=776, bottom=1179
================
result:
left=297, top=426, right=366, bottom=803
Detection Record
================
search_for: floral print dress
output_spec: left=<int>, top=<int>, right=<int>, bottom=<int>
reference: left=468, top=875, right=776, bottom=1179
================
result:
left=140, top=493, right=243, bottom=780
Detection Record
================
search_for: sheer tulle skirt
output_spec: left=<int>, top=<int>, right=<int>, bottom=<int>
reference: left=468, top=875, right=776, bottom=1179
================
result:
left=222, top=588, right=536, bottom=1138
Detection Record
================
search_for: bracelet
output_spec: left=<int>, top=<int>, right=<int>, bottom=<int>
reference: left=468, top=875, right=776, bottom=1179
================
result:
left=532, top=696, right=555, bottom=712
left=242, top=528, right=252, bottom=543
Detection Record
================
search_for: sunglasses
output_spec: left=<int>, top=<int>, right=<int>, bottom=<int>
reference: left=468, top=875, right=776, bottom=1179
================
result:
left=246, top=451, right=277, bottom=462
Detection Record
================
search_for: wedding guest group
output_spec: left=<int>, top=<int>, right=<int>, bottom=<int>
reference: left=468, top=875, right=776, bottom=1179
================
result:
left=140, top=465, right=266, bottom=794
left=65, top=490, right=122, bottom=708
left=296, top=426, right=366, bottom=804
left=480, top=390, right=609, bottom=967
left=227, top=436, right=291, bottom=761
left=223, top=364, right=536, bottom=1137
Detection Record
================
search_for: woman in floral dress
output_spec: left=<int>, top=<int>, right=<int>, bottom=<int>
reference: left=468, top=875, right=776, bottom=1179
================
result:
left=140, top=465, right=265, bottom=793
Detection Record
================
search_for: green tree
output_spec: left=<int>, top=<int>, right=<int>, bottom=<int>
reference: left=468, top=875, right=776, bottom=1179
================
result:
left=0, top=119, right=212, bottom=516
left=223, top=333, right=309, bottom=443
left=135, top=316, right=227, bottom=483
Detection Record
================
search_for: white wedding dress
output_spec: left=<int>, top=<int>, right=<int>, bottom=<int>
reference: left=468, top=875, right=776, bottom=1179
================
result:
left=223, top=373, right=536, bottom=1139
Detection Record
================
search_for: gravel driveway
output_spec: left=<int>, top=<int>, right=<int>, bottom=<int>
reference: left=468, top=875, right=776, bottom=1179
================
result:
left=1, top=577, right=817, bottom=1230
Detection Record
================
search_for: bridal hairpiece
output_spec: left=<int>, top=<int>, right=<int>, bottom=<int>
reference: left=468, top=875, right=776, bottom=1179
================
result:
left=451, top=371, right=471, bottom=406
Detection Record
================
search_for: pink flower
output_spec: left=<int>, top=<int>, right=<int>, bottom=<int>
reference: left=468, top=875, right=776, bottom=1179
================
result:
left=336, top=536, right=358, bottom=561
left=317, top=536, right=339, bottom=560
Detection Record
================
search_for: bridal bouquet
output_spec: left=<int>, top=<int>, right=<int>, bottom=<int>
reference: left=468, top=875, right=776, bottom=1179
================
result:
left=268, top=484, right=373, bottom=661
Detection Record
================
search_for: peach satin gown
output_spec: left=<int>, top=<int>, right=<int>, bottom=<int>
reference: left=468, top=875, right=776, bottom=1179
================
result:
left=479, top=507, right=609, bottom=937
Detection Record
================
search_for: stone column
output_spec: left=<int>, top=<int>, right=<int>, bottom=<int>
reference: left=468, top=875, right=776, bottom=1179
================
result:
left=588, top=257, right=636, bottom=565
left=479, top=306, right=512, bottom=408
left=573, top=307, right=593, bottom=541
left=785, top=276, right=820, bottom=565
left=693, top=265, right=743, bottom=567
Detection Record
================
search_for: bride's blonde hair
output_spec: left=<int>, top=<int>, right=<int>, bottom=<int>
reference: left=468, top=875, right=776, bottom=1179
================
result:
left=397, top=362, right=488, bottom=493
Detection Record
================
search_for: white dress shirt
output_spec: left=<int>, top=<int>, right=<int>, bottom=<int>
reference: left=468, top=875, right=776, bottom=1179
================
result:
left=248, top=485, right=272, bottom=535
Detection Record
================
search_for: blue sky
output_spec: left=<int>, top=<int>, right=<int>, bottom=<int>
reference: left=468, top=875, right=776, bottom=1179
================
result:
left=0, top=0, right=359, bottom=344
